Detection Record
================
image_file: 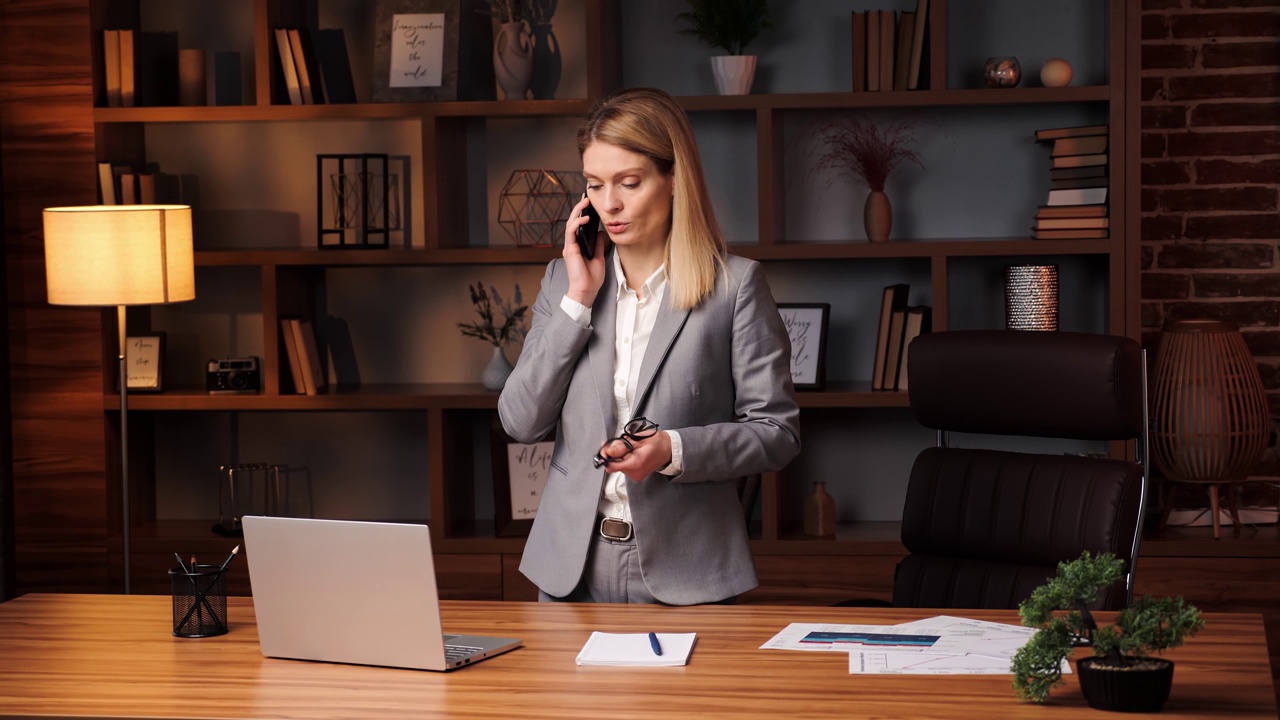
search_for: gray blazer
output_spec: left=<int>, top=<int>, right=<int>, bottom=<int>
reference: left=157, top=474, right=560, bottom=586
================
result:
left=498, top=252, right=800, bottom=605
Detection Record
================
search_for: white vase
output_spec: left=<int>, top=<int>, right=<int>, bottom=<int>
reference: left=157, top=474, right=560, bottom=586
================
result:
left=710, top=55, right=757, bottom=95
left=493, top=22, right=533, bottom=101
left=482, top=346, right=514, bottom=391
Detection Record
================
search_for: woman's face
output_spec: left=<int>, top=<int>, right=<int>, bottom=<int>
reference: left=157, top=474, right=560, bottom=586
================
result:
left=581, top=141, right=674, bottom=253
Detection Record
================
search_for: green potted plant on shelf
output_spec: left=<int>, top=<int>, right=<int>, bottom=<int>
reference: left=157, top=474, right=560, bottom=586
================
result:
left=1011, top=551, right=1205, bottom=712
left=677, top=0, right=775, bottom=95
left=457, top=281, right=528, bottom=391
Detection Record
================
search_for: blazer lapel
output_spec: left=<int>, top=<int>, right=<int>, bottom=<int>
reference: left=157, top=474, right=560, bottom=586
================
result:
left=633, top=289, right=691, bottom=416
left=589, top=257, right=619, bottom=433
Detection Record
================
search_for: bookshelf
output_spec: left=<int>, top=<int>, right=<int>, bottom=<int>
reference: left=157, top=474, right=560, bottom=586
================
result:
left=87, top=0, right=1141, bottom=599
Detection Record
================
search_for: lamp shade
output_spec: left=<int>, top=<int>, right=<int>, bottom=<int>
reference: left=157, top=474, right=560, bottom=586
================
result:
left=42, top=205, right=195, bottom=306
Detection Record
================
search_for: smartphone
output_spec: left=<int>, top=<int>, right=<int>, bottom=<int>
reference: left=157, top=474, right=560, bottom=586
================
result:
left=576, top=201, right=600, bottom=260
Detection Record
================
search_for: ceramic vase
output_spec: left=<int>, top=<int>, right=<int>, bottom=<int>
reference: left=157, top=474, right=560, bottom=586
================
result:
left=803, top=482, right=837, bottom=538
left=482, top=346, right=514, bottom=391
left=529, top=23, right=561, bottom=100
left=710, top=55, right=757, bottom=95
left=864, top=190, right=892, bottom=243
left=493, top=22, right=533, bottom=100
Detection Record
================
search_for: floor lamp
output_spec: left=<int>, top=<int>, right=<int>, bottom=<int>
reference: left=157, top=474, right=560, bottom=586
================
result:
left=41, top=205, right=195, bottom=593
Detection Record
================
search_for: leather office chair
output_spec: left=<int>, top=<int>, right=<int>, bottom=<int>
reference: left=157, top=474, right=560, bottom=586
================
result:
left=894, top=329, right=1147, bottom=611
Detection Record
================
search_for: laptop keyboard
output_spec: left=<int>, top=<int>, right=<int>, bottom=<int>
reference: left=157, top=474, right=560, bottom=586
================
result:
left=445, top=644, right=484, bottom=663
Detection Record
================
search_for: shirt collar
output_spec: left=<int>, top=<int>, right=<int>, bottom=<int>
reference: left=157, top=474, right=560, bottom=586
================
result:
left=613, top=251, right=667, bottom=302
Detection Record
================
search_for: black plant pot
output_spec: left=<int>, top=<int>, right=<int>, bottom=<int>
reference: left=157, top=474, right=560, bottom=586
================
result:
left=1077, top=657, right=1175, bottom=713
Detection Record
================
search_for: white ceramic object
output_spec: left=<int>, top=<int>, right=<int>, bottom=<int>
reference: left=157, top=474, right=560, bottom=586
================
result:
left=494, top=22, right=533, bottom=100
left=710, top=55, right=757, bottom=95
left=482, top=346, right=514, bottom=391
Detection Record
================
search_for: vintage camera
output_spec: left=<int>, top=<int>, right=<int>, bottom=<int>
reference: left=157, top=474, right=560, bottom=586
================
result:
left=206, top=357, right=262, bottom=394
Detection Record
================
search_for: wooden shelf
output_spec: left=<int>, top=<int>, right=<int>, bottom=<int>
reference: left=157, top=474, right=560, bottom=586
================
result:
left=739, top=238, right=1114, bottom=261
left=678, top=86, right=1112, bottom=112
left=194, top=246, right=562, bottom=268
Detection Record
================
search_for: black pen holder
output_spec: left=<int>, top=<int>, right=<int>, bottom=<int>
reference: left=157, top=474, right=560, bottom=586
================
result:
left=170, top=564, right=229, bottom=638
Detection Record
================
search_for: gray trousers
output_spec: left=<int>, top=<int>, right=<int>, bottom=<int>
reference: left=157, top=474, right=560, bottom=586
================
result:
left=537, top=534, right=737, bottom=605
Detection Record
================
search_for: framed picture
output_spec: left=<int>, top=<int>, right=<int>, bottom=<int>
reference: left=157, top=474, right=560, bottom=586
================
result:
left=491, top=422, right=556, bottom=537
left=777, top=304, right=830, bottom=391
left=125, top=333, right=166, bottom=392
left=371, top=0, right=494, bottom=102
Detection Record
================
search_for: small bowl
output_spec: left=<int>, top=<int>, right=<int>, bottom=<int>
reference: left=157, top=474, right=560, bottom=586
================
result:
left=983, top=57, right=1022, bottom=88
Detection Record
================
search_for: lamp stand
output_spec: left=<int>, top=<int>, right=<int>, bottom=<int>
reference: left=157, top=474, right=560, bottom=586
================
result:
left=117, top=305, right=130, bottom=595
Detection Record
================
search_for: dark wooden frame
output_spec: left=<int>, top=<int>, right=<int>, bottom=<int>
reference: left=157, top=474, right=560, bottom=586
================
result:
left=777, top=303, right=830, bottom=391
left=490, top=421, right=554, bottom=538
left=125, top=332, right=166, bottom=392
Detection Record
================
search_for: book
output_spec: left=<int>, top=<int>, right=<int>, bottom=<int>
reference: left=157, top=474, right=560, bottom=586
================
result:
left=1052, top=153, right=1107, bottom=169
left=1035, top=216, right=1110, bottom=230
left=1050, top=165, right=1107, bottom=180
left=882, top=307, right=909, bottom=391
left=287, top=29, right=317, bottom=105
left=103, top=30, right=122, bottom=107
left=275, top=28, right=303, bottom=105
left=1047, top=187, right=1108, bottom=206
left=213, top=51, right=242, bottom=105
left=119, top=173, right=136, bottom=204
left=865, top=10, right=880, bottom=92
left=118, top=29, right=135, bottom=107
left=851, top=11, right=866, bottom=92
left=137, top=173, right=156, bottom=204
left=576, top=632, right=696, bottom=667
left=896, top=306, right=932, bottom=391
left=280, top=319, right=305, bottom=395
left=906, top=0, right=929, bottom=89
left=1051, top=177, right=1109, bottom=190
left=1052, top=134, right=1107, bottom=157
left=1035, top=124, right=1108, bottom=141
left=893, top=12, right=914, bottom=91
left=315, top=29, right=358, bottom=104
left=1036, top=204, right=1109, bottom=219
left=97, top=162, right=117, bottom=204
left=135, top=31, right=179, bottom=106
left=871, top=283, right=909, bottom=391
left=1033, top=228, right=1109, bottom=240
left=878, top=10, right=894, bottom=92
left=290, top=318, right=327, bottom=395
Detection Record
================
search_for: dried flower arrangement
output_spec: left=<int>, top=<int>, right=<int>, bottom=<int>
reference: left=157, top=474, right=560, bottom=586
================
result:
left=457, top=282, right=529, bottom=348
left=808, top=114, right=923, bottom=193
left=490, top=0, right=527, bottom=24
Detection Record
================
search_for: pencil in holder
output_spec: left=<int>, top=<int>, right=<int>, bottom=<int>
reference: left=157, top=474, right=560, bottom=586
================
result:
left=170, top=564, right=229, bottom=638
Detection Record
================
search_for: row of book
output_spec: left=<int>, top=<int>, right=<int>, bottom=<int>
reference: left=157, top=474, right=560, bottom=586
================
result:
left=871, top=284, right=931, bottom=392
left=280, top=318, right=328, bottom=396
left=852, top=0, right=930, bottom=92
left=102, top=29, right=176, bottom=107
left=273, top=27, right=357, bottom=105
left=97, top=161, right=184, bottom=205
left=1033, top=124, right=1109, bottom=240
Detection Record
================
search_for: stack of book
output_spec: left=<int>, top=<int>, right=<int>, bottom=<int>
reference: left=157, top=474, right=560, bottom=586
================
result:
left=1032, top=124, right=1109, bottom=239
left=273, top=27, right=357, bottom=105
left=871, top=284, right=932, bottom=392
left=851, top=0, right=930, bottom=92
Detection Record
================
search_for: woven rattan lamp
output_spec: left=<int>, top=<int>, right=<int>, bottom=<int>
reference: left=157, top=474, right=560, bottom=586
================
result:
left=42, top=205, right=195, bottom=591
left=1149, top=319, right=1270, bottom=538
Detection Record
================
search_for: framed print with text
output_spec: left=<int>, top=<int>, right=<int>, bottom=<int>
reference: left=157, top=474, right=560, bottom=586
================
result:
left=777, top=304, right=829, bottom=391
left=125, top=332, right=166, bottom=392
left=371, top=0, right=495, bottom=102
left=491, top=420, right=555, bottom=537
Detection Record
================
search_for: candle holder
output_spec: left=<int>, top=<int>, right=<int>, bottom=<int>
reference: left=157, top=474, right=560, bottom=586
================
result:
left=316, top=153, right=395, bottom=248
left=1005, top=264, right=1059, bottom=331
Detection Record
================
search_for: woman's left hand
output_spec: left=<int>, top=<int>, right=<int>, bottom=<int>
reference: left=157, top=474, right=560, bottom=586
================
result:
left=598, top=431, right=673, bottom=482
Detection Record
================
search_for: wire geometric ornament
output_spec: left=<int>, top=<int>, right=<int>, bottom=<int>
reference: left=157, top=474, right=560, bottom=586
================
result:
left=1005, top=264, right=1059, bottom=331
left=497, top=169, right=586, bottom=247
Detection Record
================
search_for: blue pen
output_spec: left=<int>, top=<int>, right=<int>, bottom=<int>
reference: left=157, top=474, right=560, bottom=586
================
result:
left=648, top=632, right=663, bottom=656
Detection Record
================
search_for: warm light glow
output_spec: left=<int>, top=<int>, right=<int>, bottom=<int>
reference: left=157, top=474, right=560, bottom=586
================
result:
left=41, top=204, right=195, bottom=306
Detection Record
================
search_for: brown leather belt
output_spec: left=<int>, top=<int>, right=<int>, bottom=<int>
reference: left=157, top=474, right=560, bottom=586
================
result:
left=598, top=517, right=633, bottom=541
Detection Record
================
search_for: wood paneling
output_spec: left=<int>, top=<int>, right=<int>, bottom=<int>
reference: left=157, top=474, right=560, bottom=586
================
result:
left=0, top=0, right=109, bottom=594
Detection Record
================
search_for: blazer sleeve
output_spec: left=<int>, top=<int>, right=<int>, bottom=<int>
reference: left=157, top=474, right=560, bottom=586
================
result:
left=497, top=260, right=592, bottom=444
left=672, top=260, right=801, bottom=483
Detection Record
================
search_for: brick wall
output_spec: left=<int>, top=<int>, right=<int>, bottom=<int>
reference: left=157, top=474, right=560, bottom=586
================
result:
left=1140, top=0, right=1280, bottom=479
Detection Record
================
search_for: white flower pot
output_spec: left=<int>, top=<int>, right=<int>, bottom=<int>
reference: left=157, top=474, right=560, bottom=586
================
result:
left=710, top=55, right=757, bottom=95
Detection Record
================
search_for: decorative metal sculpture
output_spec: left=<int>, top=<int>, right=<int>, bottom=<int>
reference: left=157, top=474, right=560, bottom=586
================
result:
left=496, top=169, right=584, bottom=247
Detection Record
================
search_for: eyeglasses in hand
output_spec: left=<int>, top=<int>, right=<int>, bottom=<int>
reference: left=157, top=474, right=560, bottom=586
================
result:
left=592, top=417, right=659, bottom=469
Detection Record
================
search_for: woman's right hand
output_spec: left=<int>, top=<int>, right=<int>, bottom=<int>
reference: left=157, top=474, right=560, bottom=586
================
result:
left=563, top=194, right=606, bottom=307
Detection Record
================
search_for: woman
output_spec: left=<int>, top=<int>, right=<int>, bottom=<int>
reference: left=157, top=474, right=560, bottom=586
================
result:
left=498, top=87, right=799, bottom=605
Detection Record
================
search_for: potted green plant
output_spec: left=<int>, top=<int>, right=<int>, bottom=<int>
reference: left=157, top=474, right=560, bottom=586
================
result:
left=1011, top=551, right=1205, bottom=712
left=457, top=281, right=528, bottom=391
left=676, top=0, right=775, bottom=95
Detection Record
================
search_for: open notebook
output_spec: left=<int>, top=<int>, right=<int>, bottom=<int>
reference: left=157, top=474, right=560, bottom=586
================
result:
left=242, top=516, right=521, bottom=671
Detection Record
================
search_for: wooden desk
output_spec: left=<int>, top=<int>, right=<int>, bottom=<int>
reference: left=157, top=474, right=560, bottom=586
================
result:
left=0, top=594, right=1273, bottom=719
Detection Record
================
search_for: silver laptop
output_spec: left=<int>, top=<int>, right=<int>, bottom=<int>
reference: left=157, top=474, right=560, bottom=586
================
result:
left=241, top=516, right=521, bottom=671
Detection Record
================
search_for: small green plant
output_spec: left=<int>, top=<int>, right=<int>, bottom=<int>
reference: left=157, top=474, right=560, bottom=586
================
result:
left=457, top=282, right=528, bottom=348
left=677, top=0, right=775, bottom=56
left=1011, top=551, right=1205, bottom=704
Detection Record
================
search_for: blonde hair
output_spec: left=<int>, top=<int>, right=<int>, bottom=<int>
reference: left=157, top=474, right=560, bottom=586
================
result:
left=577, top=87, right=727, bottom=310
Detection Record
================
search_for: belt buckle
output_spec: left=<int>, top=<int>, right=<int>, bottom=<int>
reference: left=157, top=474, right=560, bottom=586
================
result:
left=599, top=517, right=633, bottom=541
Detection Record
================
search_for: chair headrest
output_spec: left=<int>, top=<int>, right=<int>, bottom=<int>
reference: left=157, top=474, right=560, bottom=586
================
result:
left=907, top=330, right=1144, bottom=440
